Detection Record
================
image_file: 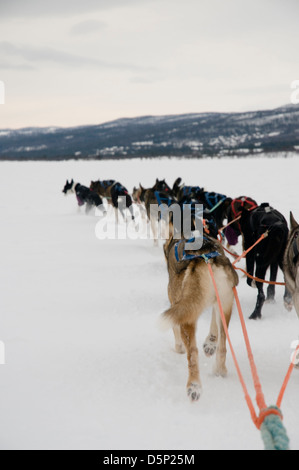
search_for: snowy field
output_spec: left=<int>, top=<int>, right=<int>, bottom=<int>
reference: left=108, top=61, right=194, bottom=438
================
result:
left=1, top=155, right=299, bottom=451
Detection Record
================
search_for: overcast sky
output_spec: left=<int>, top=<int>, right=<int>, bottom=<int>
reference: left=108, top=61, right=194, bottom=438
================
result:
left=0, top=0, right=298, bottom=129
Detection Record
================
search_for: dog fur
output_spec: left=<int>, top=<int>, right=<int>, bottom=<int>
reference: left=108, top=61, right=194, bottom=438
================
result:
left=90, top=180, right=134, bottom=221
left=283, top=212, right=299, bottom=316
left=62, top=179, right=103, bottom=212
left=225, top=196, right=258, bottom=245
left=161, top=226, right=239, bottom=401
left=239, top=203, right=290, bottom=319
left=143, top=179, right=173, bottom=245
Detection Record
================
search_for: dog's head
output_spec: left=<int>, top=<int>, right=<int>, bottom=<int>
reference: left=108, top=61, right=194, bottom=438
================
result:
left=62, top=179, right=74, bottom=194
left=90, top=180, right=98, bottom=192
left=153, top=178, right=172, bottom=193
left=132, top=185, right=142, bottom=203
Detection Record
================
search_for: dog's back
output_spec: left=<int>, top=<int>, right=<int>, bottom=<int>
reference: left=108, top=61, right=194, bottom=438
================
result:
left=247, top=204, right=288, bottom=265
left=75, top=183, right=103, bottom=207
left=163, top=236, right=238, bottom=324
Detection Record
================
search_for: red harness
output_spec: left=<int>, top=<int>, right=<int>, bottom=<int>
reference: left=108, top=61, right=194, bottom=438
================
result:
left=231, top=197, right=258, bottom=230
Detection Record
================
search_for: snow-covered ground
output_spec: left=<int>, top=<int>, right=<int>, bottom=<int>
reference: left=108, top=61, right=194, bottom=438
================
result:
left=0, top=156, right=299, bottom=450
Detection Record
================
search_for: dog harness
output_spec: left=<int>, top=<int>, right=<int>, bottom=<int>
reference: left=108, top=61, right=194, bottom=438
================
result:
left=231, top=196, right=258, bottom=220
left=154, top=191, right=175, bottom=207
left=182, top=186, right=202, bottom=197
left=203, top=192, right=227, bottom=213
left=76, top=194, right=84, bottom=206
left=230, top=196, right=258, bottom=233
left=113, top=182, right=129, bottom=195
left=174, top=237, right=220, bottom=263
left=100, top=180, right=116, bottom=189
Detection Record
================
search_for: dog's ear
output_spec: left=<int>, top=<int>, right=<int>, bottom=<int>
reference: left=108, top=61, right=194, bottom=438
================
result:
left=290, top=211, right=299, bottom=230
left=223, top=197, right=232, bottom=209
left=71, top=179, right=74, bottom=184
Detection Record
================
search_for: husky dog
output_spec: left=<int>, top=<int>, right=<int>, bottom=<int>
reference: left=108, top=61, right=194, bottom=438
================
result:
left=161, top=224, right=239, bottom=401
left=197, top=191, right=232, bottom=229
left=90, top=180, right=134, bottom=221
left=132, top=184, right=148, bottom=225
left=132, top=184, right=147, bottom=206
left=172, top=177, right=204, bottom=203
left=283, top=212, right=299, bottom=316
left=173, top=179, right=231, bottom=229
left=62, top=179, right=103, bottom=213
left=240, top=203, right=290, bottom=319
left=143, top=179, right=174, bottom=245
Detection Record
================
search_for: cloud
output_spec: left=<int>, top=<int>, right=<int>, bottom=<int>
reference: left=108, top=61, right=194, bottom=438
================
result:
left=0, top=0, right=156, bottom=18
left=0, top=61, right=35, bottom=71
left=70, top=19, right=107, bottom=36
left=0, top=41, right=155, bottom=72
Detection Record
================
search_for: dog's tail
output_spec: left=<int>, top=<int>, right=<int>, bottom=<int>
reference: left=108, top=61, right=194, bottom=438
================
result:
left=159, top=263, right=211, bottom=329
left=159, top=301, right=194, bottom=330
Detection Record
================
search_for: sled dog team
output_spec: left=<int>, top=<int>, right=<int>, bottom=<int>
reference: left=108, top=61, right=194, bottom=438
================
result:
left=63, top=177, right=299, bottom=401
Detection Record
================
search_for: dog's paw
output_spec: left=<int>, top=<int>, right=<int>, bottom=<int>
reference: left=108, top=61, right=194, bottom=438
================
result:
left=284, top=300, right=293, bottom=312
left=187, top=382, right=202, bottom=402
left=175, top=343, right=186, bottom=354
left=213, top=364, right=228, bottom=378
left=203, top=335, right=217, bottom=357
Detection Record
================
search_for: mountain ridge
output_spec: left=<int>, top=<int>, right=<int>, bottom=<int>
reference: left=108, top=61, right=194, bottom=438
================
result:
left=0, top=103, right=299, bottom=160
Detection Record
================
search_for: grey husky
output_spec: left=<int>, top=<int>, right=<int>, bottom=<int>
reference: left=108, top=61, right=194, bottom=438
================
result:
left=284, top=212, right=299, bottom=316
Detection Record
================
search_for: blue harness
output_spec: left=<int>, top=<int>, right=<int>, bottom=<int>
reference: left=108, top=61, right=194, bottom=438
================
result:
left=100, top=180, right=115, bottom=189
left=182, top=185, right=202, bottom=197
left=154, top=191, right=174, bottom=207
left=174, top=237, right=220, bottom=263
left=114, top=182, right=128, bottom=195
left=204, top=192, right=227, bottom=213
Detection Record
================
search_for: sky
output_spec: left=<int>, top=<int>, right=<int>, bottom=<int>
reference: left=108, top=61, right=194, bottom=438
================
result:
left=0, top=0, right=298, bottom=129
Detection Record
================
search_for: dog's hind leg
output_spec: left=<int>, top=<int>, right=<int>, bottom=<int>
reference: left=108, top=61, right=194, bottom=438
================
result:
left=249, top=264, right=267, bottom=320
left=266, top=262, right=278, bottom=303
left=203, top=307, right=218, bottom=357
left=284, top=288, right=293, bottom=312
left=180, top=322, right=201, bottom=401
left=293, top=291, right=299, bottom=319
left=85, top=203, right=93, bottom=214
left=150, top=217, right=159, bottom=246
left=173, top=325, right=185, bottom=354
left=127, top=196, right=135, bottom=222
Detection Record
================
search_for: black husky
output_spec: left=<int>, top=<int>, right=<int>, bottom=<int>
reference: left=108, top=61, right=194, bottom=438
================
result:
left=240, top=203, right=290, bottom=319
left=62, top=179, right=103, bottom=212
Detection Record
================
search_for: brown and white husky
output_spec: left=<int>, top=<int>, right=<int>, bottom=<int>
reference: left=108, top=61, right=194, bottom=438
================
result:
left=161, top=225, right=239, bottom=401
